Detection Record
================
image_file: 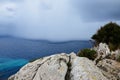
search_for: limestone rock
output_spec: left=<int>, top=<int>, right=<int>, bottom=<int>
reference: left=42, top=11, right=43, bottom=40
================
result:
left=9, top=53, right=108, bottom=80
left=94, top=43, right=110, bottom=58
left=33, top=53, right=69, bottom=80
left=111, top=49, right=120, bottom=60
left=8, top=75, right=15, bottom=80
left=93, top=43, right=120, bottom=63
left=93, top=43, right=111, bottom=64
left=70, top=57, right=108, bottom=80
left=9, top=53, right=69, bottom=80
left=97, top=59, right=120, bottom=80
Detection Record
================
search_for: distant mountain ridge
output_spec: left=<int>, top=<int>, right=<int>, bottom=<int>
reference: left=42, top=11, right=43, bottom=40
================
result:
left=0, top=35, right=91, bottom=43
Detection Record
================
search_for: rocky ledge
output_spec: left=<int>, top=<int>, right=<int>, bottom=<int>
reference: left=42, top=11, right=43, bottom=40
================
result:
left=8, top=43, right=120, bottom=80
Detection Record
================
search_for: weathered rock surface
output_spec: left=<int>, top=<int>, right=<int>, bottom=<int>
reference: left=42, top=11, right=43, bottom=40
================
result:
left=8, top=53, right=108, bottom=80
left=98, top=43, right=110, bottom=55
left=97, top=59, right=120, bottom=80
left=8, top=53, right=69, bottom=80
left=111, top=49, right=120, bottom=60
left=70, top=57, right=108, bottom=80
left=93, top=43, right=120, bottom=80
left=94, top=43, right=120, bottom=63
left=93, top=43, right=110, bottom=60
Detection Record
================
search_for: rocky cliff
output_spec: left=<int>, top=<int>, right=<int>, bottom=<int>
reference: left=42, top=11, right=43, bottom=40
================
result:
left=8, top=43, right=120, bottom=80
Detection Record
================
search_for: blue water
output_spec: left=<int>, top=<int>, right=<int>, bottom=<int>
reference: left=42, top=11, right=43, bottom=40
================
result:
left=0, top=37, right=93, bottom=80
left=0, top=58, right=28, bottom=80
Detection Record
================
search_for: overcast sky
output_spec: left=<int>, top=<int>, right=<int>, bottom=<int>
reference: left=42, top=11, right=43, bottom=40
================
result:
left=0, top=0, right=120, bottom=41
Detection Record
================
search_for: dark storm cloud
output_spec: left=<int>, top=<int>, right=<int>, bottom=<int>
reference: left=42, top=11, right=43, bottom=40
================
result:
left=73, top=0, right=120, bottom=21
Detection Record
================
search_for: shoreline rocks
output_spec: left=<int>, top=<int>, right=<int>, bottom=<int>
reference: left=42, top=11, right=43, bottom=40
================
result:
left=9, top=43, right=120, bottom=80
left=8, top=53, right=108, bottom=80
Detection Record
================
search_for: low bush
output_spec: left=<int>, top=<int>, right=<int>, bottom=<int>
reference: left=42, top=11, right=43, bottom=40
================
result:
left=77, top=48, right=97, bottom=60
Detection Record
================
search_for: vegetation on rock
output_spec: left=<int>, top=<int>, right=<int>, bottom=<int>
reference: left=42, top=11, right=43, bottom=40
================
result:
left=92, top=22, right=120, bottom=50
left=77, top=48, right=97, bottom=60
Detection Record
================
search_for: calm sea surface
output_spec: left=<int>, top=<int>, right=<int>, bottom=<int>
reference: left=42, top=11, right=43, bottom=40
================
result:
left=0, top=37, right=93, bottom=80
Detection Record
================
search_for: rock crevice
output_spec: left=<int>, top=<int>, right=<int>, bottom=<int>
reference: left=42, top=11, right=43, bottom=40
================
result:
left=8, top=52, right=108, bottom=80
left=32, top=57, right=52, bottom=80
left=65, top=55, right=72, bottom=80
left=8, top=43, right=120, bottom=80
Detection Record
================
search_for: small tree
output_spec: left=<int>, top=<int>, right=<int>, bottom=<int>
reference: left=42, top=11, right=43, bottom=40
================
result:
left=77, top=49, right=97, bottom=60
left=92, top=22, right=120, bottom=50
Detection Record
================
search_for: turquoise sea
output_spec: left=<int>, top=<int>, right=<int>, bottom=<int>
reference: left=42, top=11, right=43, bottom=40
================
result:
left=0, top=37, right=93, bottom=80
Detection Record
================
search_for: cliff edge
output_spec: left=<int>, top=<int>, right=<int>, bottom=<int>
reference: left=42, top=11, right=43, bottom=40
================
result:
left=9, top=43, right=120, bottom=80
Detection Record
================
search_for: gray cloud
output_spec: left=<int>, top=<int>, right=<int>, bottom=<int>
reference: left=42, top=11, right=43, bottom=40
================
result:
left=0, top=0, right=120, bottom=41
left=73, top=0, right=120, bottom=21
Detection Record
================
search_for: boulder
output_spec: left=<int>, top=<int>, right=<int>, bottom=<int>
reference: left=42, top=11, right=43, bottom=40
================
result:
left=93, top=43, right=111, bottom=64
left=70, top=57, right=108, bottom=80
left=8, top=53, right=69, bottom=80
left=94, top=43, right=110, bottom=59
left=9, top=53, right=108, bottom=80
left=111, top=49, right=120, bottom=61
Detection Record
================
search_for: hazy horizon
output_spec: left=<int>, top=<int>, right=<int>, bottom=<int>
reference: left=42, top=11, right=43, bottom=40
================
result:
left=0, top=35, right=92, bottom=42
left=0, top=0, right=120, bottom=41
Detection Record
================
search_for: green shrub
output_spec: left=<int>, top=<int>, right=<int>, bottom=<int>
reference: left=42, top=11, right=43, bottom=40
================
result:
left=92, top=22, right=120, bottom=50
left=77, top=48, right=97, bottom=60
left=108, top=42, right=118, bottom=51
